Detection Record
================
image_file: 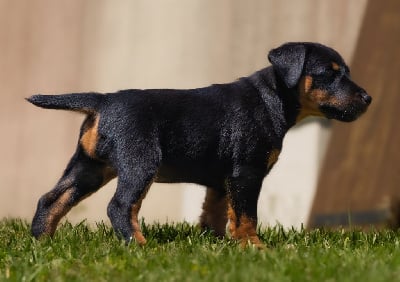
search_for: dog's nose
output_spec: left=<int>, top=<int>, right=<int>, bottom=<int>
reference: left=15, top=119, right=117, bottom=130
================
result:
left=358, top=91, right=372, bottom=105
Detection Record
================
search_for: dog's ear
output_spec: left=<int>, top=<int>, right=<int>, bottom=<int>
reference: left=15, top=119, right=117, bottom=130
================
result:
left=268, top=43, right=306, bottom=88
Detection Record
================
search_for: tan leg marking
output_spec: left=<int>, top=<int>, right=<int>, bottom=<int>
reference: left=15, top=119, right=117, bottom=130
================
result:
left=130, top=184, right=152, bottom=246
left=43, top=165, right=115, bottom=237
left=45, top=189, right=73, bottom=235
left=80, top=115, right=100, bottom=158
left=199, top=188, right=228, bottom=237
left=131, top=199, right=147, bottom=245
left=227, top=203, right=264, bottom=249
left=227, top=203, right=237, bottom=237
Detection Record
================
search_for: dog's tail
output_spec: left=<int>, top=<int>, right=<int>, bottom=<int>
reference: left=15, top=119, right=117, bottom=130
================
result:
left=26, top=93, right=104, bottom=114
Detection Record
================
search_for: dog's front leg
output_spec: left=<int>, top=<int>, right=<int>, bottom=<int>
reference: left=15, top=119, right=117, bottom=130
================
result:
left=226, top=169, right=265, bottom=249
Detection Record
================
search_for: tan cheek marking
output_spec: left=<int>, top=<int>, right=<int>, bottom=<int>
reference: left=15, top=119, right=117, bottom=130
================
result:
left=45, top=189, right=73, bottom=235
left=326, top=95, right=343, bottom=107
left=297, top=76, right=328, bottom=122
left=267, top=149, right=281, bottom=170
left=80, top=115, right=100, bottom=158
left=312, top=89, right=331, bottom=103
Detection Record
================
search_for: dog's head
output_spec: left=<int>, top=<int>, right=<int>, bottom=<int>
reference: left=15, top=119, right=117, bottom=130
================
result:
left=268, top=42, right=371, bottom=122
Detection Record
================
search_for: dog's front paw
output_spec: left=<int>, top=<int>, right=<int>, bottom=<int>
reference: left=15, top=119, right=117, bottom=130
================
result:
left=238, top=236, right=266, bottom=250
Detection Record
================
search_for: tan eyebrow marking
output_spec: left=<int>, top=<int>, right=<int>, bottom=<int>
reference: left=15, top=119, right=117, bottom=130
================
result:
left=332, top=62, right=340, bottom=71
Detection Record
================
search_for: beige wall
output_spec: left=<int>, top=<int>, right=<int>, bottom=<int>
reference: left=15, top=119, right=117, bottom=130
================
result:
left=0, top=0, right=366, bottom=227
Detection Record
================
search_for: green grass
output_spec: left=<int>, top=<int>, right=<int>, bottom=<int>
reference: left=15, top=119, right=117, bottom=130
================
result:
left=1, top=219, right=400, bottom=282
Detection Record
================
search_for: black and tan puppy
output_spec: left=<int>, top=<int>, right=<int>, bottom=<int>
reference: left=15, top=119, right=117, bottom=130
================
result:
left=27, top=42, right=371, bottom=248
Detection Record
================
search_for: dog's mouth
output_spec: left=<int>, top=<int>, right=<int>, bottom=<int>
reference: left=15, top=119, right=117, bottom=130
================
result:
left=319, top=91, right=372, bottom=122
left=320, top=102, right=369, bottom=122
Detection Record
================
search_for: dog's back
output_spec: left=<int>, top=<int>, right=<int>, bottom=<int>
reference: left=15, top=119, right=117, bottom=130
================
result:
left=28, top=42, right=371, bottom=248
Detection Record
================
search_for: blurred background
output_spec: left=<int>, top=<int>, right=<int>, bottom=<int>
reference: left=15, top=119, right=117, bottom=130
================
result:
left=1, top=0, right=398, bottom=229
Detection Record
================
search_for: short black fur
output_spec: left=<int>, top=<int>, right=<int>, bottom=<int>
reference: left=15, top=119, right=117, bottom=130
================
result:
left=28, top=42, right=371, bottom=248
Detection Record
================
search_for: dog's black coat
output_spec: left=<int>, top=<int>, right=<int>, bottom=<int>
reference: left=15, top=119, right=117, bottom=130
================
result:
left=28, top=42, right=371, bottom=247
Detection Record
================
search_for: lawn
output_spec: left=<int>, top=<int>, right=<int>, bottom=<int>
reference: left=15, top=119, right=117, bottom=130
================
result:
left=1, top=219, right=400, bottom=282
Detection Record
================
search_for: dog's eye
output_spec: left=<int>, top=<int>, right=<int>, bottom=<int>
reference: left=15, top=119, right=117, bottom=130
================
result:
left=312, top=69, right=336, bottom=85
left=317, top=69, right=335, bottom=77
left=325, top=69, right=335, bottom=76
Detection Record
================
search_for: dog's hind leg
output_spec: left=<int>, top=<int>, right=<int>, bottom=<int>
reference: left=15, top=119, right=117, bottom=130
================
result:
left=107, top=144, right=161, bottom=245
left=199, top=188, right=228, bottom=237
left=31, top=148, right=116, bottom=238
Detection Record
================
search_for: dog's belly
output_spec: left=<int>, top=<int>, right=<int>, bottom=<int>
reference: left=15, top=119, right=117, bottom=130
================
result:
left=155, top=163, right=225, bottom=189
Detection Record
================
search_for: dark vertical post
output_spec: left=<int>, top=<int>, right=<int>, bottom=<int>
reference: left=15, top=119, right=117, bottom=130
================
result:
left=309, top=0, right=400, bottom=228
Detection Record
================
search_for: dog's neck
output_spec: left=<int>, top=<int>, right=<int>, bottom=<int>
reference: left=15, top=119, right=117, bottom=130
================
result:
left=247, top=67, right=301, bottom=132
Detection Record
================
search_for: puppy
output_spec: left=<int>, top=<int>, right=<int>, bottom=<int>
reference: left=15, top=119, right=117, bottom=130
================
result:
left=27, top=42, right=371, bottom=248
